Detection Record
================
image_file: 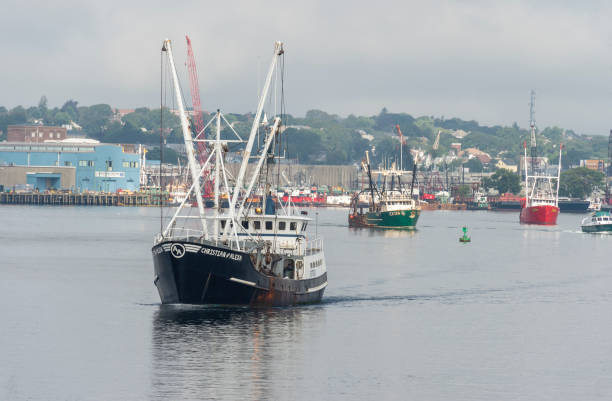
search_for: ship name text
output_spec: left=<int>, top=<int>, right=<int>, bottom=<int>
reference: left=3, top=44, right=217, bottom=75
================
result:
left=201, top=247, right=243, bottom=261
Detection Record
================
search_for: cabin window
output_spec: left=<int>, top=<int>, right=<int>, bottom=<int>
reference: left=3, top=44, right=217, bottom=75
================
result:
left=241, top=220, right=249, bottom=229
left=302, top=222, right=308, bottom=231
left=290, top=222, right=297, bottom=231
left=254, top=221, right=261, bottom=230
left=265, top=221, right=273, bottom=230
left=220, top=220, right=226, bottom=229
left=279, top=221, right=286, bottom=230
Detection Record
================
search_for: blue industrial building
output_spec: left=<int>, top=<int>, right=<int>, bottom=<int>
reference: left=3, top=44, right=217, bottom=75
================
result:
left=0, top=139, right=142, bottom=192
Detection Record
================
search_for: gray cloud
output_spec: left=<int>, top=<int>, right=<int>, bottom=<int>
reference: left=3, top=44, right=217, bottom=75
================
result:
left=2, top=0, right=612, bottom=134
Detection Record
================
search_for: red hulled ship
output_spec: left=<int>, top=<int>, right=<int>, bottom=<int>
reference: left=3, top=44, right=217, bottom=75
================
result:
left=519, top=200, right=559, bottom=225
left=519, top=93, right=562, bottom=225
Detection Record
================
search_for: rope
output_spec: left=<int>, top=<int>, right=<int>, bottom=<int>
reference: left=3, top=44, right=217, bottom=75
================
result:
left=159, top=50, right=164, bottom=235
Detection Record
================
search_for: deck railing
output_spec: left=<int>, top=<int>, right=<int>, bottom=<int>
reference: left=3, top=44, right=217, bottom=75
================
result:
left=155, top=227, right=324, bottom=257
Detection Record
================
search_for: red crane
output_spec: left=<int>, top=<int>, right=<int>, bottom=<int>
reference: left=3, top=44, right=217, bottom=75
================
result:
left=395, top=124, right=406, bottom=146
left=185, top=35, right=212, bottom=194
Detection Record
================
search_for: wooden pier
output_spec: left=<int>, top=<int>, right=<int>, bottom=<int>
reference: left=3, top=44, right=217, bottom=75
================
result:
left=0, top=192, right=157, bottom=206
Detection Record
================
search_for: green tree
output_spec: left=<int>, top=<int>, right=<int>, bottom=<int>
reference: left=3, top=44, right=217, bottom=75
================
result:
left=11, top=106, right=27, bottom=122
left=456, top=184, right=472, bottom=198
left=285, top=128, right=325, bottom=163
left=79, top=104, right=113, bottom=135
left=482, top=168, right=520, bottom=194
left=38, top=96, right=48, bottom=120
left=53, top=111, right=71, bottom=125
left=558, top=167, right=604, bottom=198
left=326, top=147, right=348, bottom=164
left=348, top=132, right=371, bottom=161
left=465, top=157, right=483, bottom=172
left=372, top=136, right=397, bottom=165
left=61, top=99, right=79, bottom=121
left=146, top=146, right=182, bottom=164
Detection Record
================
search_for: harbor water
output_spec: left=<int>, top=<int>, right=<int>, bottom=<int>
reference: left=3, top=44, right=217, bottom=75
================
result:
left=1, top=206, right=611, bottom=400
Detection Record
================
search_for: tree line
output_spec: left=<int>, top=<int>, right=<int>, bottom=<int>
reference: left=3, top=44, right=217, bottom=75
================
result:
left=1, top=98, right=608, bottom=171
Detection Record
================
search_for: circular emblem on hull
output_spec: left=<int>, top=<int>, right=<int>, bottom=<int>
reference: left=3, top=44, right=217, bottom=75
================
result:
left=171, top=243, right=186, bottom=258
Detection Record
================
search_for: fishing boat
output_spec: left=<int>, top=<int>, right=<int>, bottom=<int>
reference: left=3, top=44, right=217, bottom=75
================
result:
left=349, top=152, right=420, bottom=229
left=466, top=191, right=489, bottom=210
left=581, top=211, right=612, bottom=233
left=519, top=93, right=562, bottom=225
left=152, top=39, right=327, bottom=306
left=587, top=197, right=602, bottom=212
left=519, top=144, right=562, bottom=224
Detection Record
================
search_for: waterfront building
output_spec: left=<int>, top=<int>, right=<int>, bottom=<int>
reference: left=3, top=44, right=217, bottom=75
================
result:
left=7, top=124, right=67, bottom=143
left=0, top=139, right=142, bottom=192
left=580, top=159, right=606, bottom=173
left=0, top=166, right=75, bottom=192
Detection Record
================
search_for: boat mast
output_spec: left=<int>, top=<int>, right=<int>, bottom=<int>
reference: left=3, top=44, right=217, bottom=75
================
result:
left=229, top=41, right=284, bottom=213
left=214, top=110, right=221, bottom=238
left=365, top=151, right=376, bottom=211
left=410, top=161, right=417, bottom=198
left=529, top=90, right=537, bottom=172
left=162, top=39, right=209, bottom=238
left=524, top=142, right=529, bottom=206
left=395, top=124, right=405, bottom=171
left=556, top=144, right=562, bottom=206
left=235, top=118, right=282, bottom=219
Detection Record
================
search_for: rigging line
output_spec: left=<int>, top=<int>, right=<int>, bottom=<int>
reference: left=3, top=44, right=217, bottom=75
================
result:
left=280, top=54, right=291, bottom=188
left=276, top=53, right=285, bottom=196
left=160, top=50, right=164, bottom=235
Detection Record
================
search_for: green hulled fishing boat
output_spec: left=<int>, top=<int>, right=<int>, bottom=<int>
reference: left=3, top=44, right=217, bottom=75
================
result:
left=349, top=151, right=420, bottom=229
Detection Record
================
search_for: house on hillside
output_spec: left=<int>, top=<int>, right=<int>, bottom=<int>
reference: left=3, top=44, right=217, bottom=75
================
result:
left=496, top=159, right=518, bottom=173
left=460, top=148, right=492, bottom=164
left=450, top=129, right=470, bottom=139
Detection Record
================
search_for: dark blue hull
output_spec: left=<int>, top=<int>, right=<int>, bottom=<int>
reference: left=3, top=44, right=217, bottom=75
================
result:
left=152, top=241, right=327, bottom=306
left=558, top=200, right=589, bottom=213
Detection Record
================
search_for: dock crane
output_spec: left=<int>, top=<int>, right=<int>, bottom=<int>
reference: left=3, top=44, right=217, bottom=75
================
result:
left=185, top=35, right=212, bottom=194
left=433, top=130, right=441, bottom=150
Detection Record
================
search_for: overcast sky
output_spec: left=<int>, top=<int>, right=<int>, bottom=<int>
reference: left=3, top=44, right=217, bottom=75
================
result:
left=3, top=0, right=612, bottom=134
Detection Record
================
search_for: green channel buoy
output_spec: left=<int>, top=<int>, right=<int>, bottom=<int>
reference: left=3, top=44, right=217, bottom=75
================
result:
left=459, top=226, right=471, bottom=243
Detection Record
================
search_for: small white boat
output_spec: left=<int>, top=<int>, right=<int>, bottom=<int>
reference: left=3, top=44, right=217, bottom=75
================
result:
left=587, top=198, right=602, bottom=211
left=581, top=211, right=612, bottom=233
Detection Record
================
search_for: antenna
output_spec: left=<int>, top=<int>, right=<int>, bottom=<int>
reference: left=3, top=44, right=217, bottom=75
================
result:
left=529, top=90, right=536, bottom=132
left=529, top=90, right=537, bottom=171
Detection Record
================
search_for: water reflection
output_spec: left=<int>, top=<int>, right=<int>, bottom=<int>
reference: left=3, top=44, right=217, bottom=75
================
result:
left=151, top=305, right=326, bottom=400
